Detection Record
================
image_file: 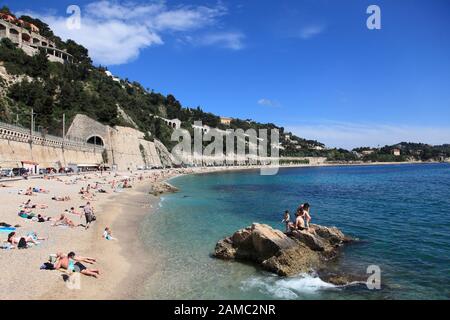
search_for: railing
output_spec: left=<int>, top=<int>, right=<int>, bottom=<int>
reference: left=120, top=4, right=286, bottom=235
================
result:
left=0, top=121, right=105, bottom=153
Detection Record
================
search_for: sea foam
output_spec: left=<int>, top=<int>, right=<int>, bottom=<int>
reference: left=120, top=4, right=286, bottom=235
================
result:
left=241, top=273, right=337, bottom=299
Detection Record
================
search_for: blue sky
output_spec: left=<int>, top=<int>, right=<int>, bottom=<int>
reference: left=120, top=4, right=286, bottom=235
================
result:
left=6, top=0, right=450, bottom=148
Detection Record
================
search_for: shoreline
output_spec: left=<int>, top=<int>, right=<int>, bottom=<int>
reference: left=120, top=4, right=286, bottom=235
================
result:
left=87, top=161, right=445, bottom=299
left=0, top=161, right=447, bottom=300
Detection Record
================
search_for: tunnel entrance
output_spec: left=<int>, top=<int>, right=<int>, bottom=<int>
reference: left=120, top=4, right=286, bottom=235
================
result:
left=87, top=136, right=104, bottom=146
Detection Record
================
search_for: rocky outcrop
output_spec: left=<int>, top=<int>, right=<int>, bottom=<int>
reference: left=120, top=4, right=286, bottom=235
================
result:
left=214, top=223, right=352, bottom=277
left=149, top=182, right=179, bottom=196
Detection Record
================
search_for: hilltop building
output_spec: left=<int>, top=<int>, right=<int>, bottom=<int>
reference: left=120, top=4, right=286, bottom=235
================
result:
left=220, top=117, right=233, bottom=126
left=0, top=14, right=73, bottom=64
left=105, top=70, right=121, bottom=83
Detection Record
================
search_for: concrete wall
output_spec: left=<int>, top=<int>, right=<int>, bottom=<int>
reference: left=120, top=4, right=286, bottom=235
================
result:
left=0, top=138, right=103, bottom=169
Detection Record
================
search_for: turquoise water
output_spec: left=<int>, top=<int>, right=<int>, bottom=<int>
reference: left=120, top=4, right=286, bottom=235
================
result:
left=141, top=164, right=450, bottom=300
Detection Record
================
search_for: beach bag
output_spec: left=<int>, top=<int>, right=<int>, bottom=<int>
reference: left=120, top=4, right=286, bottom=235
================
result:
left=18, top=237, right=27, bottom=249
left=40, top=262, right=55, bottom=270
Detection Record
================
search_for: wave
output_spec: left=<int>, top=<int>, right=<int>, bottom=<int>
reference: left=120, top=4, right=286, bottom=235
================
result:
left=241, top=273, right=337, bottom=299
left=158, top=197, right=166, bottom=208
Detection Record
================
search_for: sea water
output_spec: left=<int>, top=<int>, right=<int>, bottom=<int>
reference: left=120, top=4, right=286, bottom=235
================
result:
left=140, top=164, right=450, bottom=300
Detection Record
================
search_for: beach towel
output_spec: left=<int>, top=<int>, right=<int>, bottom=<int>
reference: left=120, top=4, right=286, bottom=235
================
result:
left=0, top=227, right=16, bottom=233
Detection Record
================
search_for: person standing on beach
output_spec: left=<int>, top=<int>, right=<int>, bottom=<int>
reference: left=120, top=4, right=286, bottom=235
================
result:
left=83, top=202, right=95, bottom=229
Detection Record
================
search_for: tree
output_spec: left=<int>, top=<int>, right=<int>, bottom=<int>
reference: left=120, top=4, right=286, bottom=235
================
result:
left=65, top=39, right=92, bottom=65
left=19, top=16, right=54, bottom=39
left=0, top=6, right=12, bottom=15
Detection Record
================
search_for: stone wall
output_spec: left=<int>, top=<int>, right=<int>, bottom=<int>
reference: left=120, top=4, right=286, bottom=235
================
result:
left=66, top=114, right=111, bottom=147
left=0, top=138, right=103, bottom=168
left=109, top=126, right=162, bottom=170
left=66, top=115, right=163, bottom=170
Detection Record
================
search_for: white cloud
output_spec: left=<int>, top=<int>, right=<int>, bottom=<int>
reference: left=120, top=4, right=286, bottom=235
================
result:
left=20, top=1, right=239, bottom=65
left=194, top=32, right=244, bottom=50
left=151, top=5, right=227, bottom=32
left=258, top=98, right=280, bottom=107
left=298, top=25, right=325, bottom=39
left=287, top=121, right=450, bottom=149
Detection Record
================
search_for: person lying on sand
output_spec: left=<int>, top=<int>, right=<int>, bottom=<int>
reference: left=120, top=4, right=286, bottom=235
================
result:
left=22, top=199, right=48, bottom=209
left=19, top=187, right=34, bottom=196
left=96, top=187, right=108, bottom=194
left=81, top=193, right=95, bottom=201
left=0, top=183, right=11, bottom=188
left=37, top=214, right=53, bottom=223
left=52, top=214, right=77, bottom=227
left=18, top=209, right=35, bottom=219
left=51, top=196, right=71, bottom=201
left=33, top=187, right=49, bottom=194
left=66, top=207, right=82, bottom=217
left=7, top=231, right=44, bottom=247
left=54, top=252, right=100, bottom=278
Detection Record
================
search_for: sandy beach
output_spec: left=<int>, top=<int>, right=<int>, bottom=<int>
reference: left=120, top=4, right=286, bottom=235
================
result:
left=0, top=165, right=272, bottom=299
left=0, top=168, right=182, bottom=299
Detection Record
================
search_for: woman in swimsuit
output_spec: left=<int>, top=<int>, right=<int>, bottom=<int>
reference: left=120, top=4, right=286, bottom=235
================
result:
left=52, top=214, right=76, bottom=227
left=7, top=232, right=41, bottom=246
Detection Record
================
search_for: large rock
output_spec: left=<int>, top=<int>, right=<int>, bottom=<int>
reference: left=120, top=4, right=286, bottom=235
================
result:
left=214, top=223, right=352, bottom=277
left=149, top=182, right=179, bottom=196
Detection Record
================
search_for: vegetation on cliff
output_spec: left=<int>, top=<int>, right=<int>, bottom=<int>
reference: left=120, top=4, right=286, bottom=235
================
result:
left=0, top=9, right=448, bottom=161
left=0, top=10, right=324, bottom=154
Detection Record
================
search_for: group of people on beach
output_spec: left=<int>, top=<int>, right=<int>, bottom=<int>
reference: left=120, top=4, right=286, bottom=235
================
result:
left=282, top=202, right=312, bottom=232
left=1, top=168, right=187, bottom=285
left=2, top=172, right=133, bottom=257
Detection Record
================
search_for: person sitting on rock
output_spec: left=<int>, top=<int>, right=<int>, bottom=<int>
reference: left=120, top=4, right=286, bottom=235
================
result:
left=281, top=210, right=291, bottom=232
left=294, top=207, right=306, bottom=230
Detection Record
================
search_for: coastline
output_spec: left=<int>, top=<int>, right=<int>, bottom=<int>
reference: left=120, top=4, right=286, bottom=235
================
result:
left=84, top=161, right=443, bottom=300
left=0, top=161, right=445, bottom=300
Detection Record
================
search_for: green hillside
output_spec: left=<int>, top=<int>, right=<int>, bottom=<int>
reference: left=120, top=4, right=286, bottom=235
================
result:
left=0, top=10, right=326, bottom=156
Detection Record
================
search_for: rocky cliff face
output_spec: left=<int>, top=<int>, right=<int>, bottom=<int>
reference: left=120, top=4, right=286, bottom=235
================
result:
left=214, top=223, right=352, bottom=278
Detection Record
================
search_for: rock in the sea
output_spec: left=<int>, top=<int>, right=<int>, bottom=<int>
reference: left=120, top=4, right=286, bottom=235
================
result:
left=149, top=182, right=179, bottom=196
left=214, top=223, right=351, bottom=277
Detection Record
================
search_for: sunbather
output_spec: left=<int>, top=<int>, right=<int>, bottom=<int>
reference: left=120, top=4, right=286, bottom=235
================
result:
left=33, top=187, right=49, bottom=194
left=37, top=214, right=53, bottom=223
left=7, top=231, right=42, bottom=247
left=18, top=209, right=35, bottom=219
left=54, top=252, right=100, bottom=278
left=51, top=196, right=71, bottom=201
left=52, top=214, right=77, bottom=227
left=23, top=199, right=48, bottom=209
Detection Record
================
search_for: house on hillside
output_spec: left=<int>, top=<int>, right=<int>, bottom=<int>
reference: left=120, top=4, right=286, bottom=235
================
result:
left=0, top=13, right=73, bottom=64
left=362, top=149, right=375, bottom=156
left=220, top=117, right=232, bottom=126
left=392, top=148, right=401, bottom=156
